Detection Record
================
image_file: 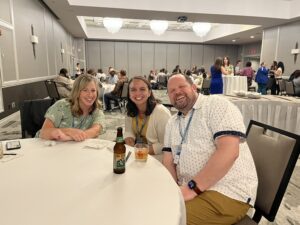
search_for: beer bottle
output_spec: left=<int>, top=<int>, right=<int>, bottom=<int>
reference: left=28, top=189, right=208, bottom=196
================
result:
left=113, top=127, right=126, bottom=174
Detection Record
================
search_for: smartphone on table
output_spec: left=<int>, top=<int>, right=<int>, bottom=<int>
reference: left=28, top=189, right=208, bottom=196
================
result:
left=6, top=140, right=21, bottom=150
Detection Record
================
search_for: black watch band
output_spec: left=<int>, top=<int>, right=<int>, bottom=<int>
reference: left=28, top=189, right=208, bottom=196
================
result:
left=188, top=179, right=202, bottom=195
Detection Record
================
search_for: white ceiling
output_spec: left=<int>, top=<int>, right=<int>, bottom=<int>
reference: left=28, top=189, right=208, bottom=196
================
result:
left=42, top=0, right=300, bottom=44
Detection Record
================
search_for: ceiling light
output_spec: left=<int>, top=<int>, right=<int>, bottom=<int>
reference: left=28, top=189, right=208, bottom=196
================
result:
left=232, top=39, right=236, bottom=42
left=192, top=22, right=211, bottom=37
left=250, top=35, right=255, bottom=39
left=150, top=20, right=168, bottom=35
left=103, top=17, right=123, bottom=34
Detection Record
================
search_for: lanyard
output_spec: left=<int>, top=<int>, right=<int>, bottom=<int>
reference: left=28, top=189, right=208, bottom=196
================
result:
left=178, top=108, right=195, bottom=144
left=173, top=109, right=195, bottom=165
left=135, top=115, right=148, bottom=142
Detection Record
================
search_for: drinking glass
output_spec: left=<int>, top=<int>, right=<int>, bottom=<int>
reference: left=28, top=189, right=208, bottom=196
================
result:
left=134, top=143, right=149, bottom=162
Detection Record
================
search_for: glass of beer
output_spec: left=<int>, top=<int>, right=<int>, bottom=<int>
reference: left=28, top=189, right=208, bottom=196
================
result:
left=134, top=143, right=149, bottom=162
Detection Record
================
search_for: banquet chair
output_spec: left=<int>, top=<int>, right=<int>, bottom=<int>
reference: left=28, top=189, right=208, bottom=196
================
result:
left=235, top=120, right=300, bottom=225
left=285, top=81, right=295, bottom=96
left=110, top=82, right=128, bottom=113
left=200, top=78, right=211, bottom=95
left=278, top=79, right=286, bottom=95
left=266, top=77, right=276, bottom=94
left=20, top=98, right=55, bottom=138
left=44, top=80, right=61, bottom=101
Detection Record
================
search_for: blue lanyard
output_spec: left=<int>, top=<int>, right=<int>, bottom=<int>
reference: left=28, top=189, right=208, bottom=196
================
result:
left=173, top=109, right=195, bottom=162
left=178, top=108, right=195, bottom=144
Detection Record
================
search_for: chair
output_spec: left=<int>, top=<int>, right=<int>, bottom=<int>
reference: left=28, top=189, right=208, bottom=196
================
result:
left=157, top=75, right=167, bottom=89
left=278, top=79, right=286, bottom=95
left=110, top=82, right=128, bottom=113
left=200, top=78, right=211, bottom=95
left=44, top=80, right=61, bottom=101
left=20, top=98, right=55, bottom=138
left=235, top=120, right=300, bottom=224
left=285, top=81, right=295, bottom=96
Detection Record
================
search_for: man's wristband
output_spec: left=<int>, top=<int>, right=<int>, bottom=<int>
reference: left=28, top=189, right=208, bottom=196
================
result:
left=187, top=179, right=202, bottom=195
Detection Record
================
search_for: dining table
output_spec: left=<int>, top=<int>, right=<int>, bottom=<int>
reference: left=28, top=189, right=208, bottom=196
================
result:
left=225, top=95, right=300, bottom=135
left=0, top=138, right=186, bottom=225
left=153, top=89, right=300, bottom=135
left=222, top=75, right=247, bottom=95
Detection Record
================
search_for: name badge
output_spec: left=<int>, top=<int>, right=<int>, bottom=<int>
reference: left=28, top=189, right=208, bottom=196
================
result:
left=173, top=145, right=182, bottom=165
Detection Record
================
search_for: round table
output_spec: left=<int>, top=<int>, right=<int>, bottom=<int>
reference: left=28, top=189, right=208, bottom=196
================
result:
left=0, top=139, right=186, bottom=225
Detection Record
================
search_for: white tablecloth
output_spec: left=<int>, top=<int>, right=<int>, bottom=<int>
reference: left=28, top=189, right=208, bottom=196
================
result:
left=225, top=95, right=300, bottom=135
left=222, top=76, right=247, bottom=95
left=153, top=89, right=300, bottom=135
left=0, top=139, right=186, bottom=225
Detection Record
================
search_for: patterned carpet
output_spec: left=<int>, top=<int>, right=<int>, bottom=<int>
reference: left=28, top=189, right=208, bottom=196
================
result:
left=0, top=94, right=299, bottom=224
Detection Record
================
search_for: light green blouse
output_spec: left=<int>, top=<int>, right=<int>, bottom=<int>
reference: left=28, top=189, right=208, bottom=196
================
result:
left=36, top=99, right=104, bottom=137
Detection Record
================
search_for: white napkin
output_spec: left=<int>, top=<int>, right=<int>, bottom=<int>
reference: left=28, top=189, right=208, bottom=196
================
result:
left=84, top=139, right=113, bottom=151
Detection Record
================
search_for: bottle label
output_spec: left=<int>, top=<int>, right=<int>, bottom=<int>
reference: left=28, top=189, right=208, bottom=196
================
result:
left=116, top=137, right=124, bottom=143
left=113, top=153, right=125, bottom=170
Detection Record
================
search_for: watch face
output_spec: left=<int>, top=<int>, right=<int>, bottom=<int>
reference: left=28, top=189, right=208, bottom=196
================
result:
left=188, top=180, right=196, bottom=189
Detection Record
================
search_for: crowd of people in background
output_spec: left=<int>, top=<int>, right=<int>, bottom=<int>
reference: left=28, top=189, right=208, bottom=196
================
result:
left=54, top=57, right=299, bottom=106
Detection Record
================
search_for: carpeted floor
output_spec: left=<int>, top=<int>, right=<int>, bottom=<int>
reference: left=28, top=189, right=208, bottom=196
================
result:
left=0, top=94, right=299, bottom=224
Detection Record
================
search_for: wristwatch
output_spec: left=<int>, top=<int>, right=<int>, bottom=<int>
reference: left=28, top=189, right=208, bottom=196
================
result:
left=188, top=180, right=202, bottom=195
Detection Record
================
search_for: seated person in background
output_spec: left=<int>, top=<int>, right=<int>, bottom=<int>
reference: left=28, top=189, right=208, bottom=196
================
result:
left=148, top=70, right=157, bottom=82
left=107, top=69, right=118, bottom=84
left=172, top=65, right=182, bottom=74
left=198, top=67, right=207, bottom=79
left=234, top=60, right=241, bottom=75
left=75, top=62, right=81, bottom=78
left=148, top=69, right=158, bottom=89
left=124, top=76, right=171, bottom=161
left=104, top=70, right=128, bottom=111
left=185, top=70, right=195, bottom=82
left=87, top=68, right=97, bottom=76
left=163, top=73, right=258, bottom=225
left=240, top=61, right=254, bottom=88
left=193, top=75, right=203, bottom=91
left=255, top=62, right=269, bottom=95
left=80, top=68, right=85, bottom=76
left=96, top=69, right=107, bottom=82
left=54, top=68, right=73, bottom=98
left=292, top=71, right=300, bottom=96
left=156, top=68, right=166, bottom=79
left=38, top=74, right=104, bottom=141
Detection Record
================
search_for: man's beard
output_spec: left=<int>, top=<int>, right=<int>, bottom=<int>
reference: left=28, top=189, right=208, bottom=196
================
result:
left=173, top=95, right=190, bottom=110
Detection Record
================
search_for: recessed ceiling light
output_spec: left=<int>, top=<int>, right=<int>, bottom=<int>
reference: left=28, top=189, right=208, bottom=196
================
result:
left=232, top=39, right=236, bottom=42
left=250, top=35, right=255, bottom=39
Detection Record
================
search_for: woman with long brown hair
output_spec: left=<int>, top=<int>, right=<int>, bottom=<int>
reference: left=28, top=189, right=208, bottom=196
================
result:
left=124, top=76, right=171, bottom=161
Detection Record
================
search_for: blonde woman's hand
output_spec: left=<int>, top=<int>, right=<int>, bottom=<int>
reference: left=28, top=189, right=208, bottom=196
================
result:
left=65, top=128, right=88, bottom=142
left=51, top=129, right=72, bottom=141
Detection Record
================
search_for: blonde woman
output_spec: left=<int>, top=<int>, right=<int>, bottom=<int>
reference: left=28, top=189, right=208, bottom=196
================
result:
left=39, top=74, right=104, bottom=141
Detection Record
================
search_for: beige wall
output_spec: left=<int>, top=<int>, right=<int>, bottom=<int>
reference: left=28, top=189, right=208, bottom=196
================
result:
left=261, top=20, right=300, bottom=77
left=85, top=40, right=239, bottom=77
